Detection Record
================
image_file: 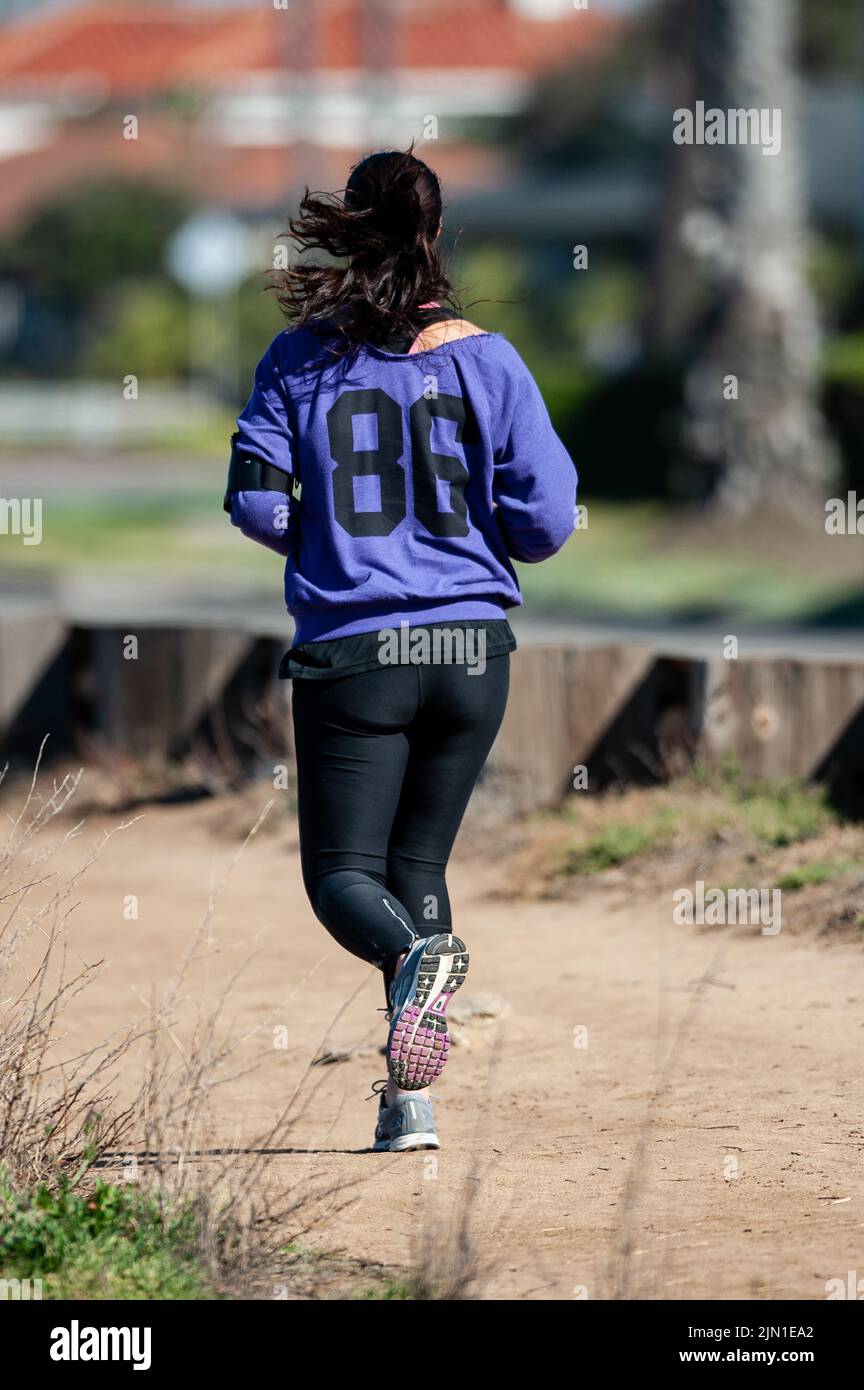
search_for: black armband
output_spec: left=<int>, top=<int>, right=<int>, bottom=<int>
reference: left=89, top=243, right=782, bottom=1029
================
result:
left=223, top=433, right=292, bottom=513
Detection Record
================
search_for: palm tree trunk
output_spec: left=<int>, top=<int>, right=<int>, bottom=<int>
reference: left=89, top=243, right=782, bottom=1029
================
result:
left=682, top=0, right=837, bottom=517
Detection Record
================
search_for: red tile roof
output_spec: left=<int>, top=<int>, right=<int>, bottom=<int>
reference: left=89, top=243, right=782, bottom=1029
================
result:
left=0, top=112, right=513, bottom=232
left=0, top=3, right=621, bottom=231
left=0, top=3, right=618, bottom=96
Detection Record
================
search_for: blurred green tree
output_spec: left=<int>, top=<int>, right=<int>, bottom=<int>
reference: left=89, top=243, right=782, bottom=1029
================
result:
left=84, top=283, right=190, bottom=379
left=0, top=179, right=189, bottom=309
left=799, top=0, right=861, bottom=75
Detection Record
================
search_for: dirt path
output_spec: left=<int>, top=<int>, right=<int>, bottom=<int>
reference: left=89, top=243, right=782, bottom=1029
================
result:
left=39, top=795, right=864, bottom=1300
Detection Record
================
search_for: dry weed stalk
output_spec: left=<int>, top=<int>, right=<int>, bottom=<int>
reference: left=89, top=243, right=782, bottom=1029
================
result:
left=0, top=745, right=147, bottom=1188
left=0, top=759, right=365, bottom=1295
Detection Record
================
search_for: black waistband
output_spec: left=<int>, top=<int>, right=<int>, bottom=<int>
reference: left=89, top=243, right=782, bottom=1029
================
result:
left=280, top=618, right=516, bottom=681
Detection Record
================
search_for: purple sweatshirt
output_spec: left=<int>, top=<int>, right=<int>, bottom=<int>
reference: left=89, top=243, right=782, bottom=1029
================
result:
left=229, top=326, right=577, bottom=643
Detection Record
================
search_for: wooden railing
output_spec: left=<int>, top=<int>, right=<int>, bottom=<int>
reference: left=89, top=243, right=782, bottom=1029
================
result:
left=3, top=615, right=864, bottom=811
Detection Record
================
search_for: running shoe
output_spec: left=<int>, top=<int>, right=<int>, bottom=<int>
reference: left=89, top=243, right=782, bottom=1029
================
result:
left=386, top=932, right=469, bottom=1090
left=372, top=1090, right=439, bottom=1152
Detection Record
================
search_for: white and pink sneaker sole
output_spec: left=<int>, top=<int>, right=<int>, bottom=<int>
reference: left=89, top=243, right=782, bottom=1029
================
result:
left=386, top=933, right=469, bottom=1090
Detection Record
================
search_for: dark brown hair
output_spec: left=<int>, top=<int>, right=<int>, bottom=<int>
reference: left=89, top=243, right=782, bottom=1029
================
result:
left=271, top=149, right=458, bottom=351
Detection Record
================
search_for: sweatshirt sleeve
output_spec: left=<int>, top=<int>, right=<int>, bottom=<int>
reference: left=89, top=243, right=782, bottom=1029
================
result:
left=484, top=341, right=578, bottom=564
left=228, top=337, right=297, bottom=558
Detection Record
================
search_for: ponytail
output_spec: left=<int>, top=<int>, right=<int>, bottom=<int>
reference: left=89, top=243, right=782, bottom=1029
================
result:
left=271, top=148, right=458, bottom=351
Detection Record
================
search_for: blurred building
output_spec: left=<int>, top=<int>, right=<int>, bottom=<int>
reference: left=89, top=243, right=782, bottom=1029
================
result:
left=0, top=0, right=621, bottom=230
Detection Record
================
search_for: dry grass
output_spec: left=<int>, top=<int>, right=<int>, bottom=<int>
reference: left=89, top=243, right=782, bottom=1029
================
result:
left=494, top=765, right=864, bottom=939
left=0, top=755, right=366, bottom=1298
left=0, top=747, right=147, bottom=1191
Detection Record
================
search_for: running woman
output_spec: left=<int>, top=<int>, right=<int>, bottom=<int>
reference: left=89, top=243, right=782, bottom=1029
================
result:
left=225, top=150, right=577, bottom=1151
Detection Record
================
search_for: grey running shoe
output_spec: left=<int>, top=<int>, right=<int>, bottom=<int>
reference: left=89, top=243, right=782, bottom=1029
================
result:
left=373, top=1091, right=439, bottom=1152
left=386, top=932, right=469, bottom=1090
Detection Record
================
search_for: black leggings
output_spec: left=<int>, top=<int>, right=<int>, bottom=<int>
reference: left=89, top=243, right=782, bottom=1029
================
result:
left=291, top=656, right=509, bottom=990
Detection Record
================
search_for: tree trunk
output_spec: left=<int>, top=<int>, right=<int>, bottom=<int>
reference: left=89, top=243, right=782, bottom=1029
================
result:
left=681, top=0, right=837, bottom=518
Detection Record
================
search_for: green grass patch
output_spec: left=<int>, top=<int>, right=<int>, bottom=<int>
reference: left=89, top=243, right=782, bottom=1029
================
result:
left=676, top=762, right=836, bottom=848
left=515, top=504, right=861, bottom=623
left=559, top=809, right=680, bottom=876
left=775, top=860, right=854, bottom=892
left=550, top=766, right=839, bottom=884
left=0, top=1178, right=217, bottom=1300
left=737, top=780, right=836, bottom=848
left=0, top=490, right=278, bottom=579
left=3, top=489, right=860, bottom=623
left=352, top=1279, right=414, bottom=1300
